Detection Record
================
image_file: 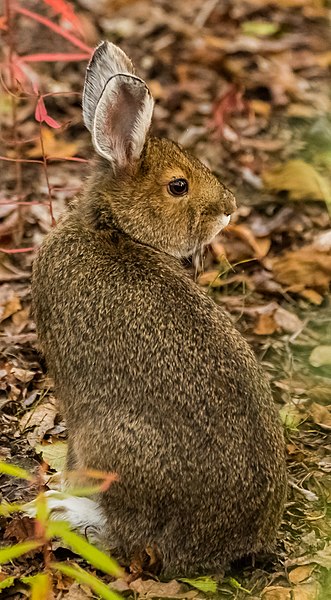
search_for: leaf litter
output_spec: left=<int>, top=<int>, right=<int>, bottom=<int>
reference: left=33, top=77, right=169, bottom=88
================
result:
left=0, top=0, right=331, bottom=598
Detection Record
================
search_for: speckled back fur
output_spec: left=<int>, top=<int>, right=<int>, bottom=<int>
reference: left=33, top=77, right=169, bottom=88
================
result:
left=32, top=42, right=286, bottom=577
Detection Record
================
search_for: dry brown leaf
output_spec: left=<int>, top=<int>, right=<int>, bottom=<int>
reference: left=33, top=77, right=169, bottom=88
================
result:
left=253, top=304, right=302, bottom=335
left=310, top=403, right=331, bottom=431
left=62, top=582, right=93, bottom=599
left=292, top=581, right=320, bottom=600
left=288, top=565, right=315, bottom=584
left=300, top=289, right=324, bottom=305
left=0, top=292, right=21, bottom=322
left=286, top=542, right=331, bottom=568
left=274, top=307, right=302, bottom=333
left=309, top=345, right=331, bottom=367
left=254, top=313, right=278, bottom=335
left=227, top=224, right=269, bottom=258
left=129, top=578, right=198, bottom=599
left=4, top=516, right=35, bottom=542
left=263, top=159, right=330, bottom=201
left=27, top=127, right=81, bottom=159
left=11, top=367, right=35, bottom=383
left=262, top=586, right=291, bottom=600
left=272, top=248, right=331, bottom=293
left=20, top=398, right=59, bottom=447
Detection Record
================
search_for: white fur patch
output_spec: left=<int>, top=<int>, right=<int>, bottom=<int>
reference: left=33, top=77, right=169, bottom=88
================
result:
left=24, top=490, right=106, bottom=546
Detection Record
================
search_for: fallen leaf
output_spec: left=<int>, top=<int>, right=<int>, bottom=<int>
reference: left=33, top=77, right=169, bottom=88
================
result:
left=241, top=21, right=280, bottom=36
left=263, top=160, right=330, bottom=201
left=262, top=586, right=291, bottom=600
left=35, top=442, right=68, bottom=472
left=309, top=403, right=331, bottom=430
left=27, top=127, right=80, bottom=159
left=254, top=313, right=278, bottom=335
left=11, top=367, right=35, bottom=383
left=20, top=398, right=59, bottom=447
left=272, top=248, right=331, bottom=293
left=286, top=542, right=331, bottom=568
left=292, top=581, right=320, bottom=600
left=300, top=289, right=324, bottom=305
left=288, top=565, right=315, bottom=584
left=129, top=578, right=198, bottom=599
left=62, top=582, right=93, bottom=599
left=273, top=307, right=302, bottom=333
left=312, top=230, right=331, bottom=252
left=179, top=577, right=217, bottom=594
left=0, top=291, right=21, bottom=322
left=253, top=304, right=302, bottom=335
left=309, top=346, right=331, bottom=367
left=4, top=516, right=35, bottom=542
left=279, top=404, right=303, bottom=428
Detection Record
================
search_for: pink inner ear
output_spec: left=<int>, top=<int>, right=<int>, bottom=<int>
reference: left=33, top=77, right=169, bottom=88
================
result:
left=103, top=81, right=147, bottom=162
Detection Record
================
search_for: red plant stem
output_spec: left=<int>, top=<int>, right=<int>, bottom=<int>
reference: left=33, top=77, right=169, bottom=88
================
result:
left=15, top=5, right=92, bottom=53
left=0, top=156, right=44, bottom=164
left=22, top=52, right=90, bottom=62
left=38, top=123, right=55, bottom=226
left=4, top=0, right=24, bottom=243
left=0, top=201, right=49, bottom=206
left=47, top=156, right=89, bottom=163
left=0, top=246, right=35, bottom=253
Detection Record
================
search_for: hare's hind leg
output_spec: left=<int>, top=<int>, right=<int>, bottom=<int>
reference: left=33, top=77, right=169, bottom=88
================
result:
left=24, top=490, right=107, bottom=547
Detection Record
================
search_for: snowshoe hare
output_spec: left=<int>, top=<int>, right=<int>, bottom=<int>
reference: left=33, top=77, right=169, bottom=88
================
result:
left=32, top=42, right=286, bottom=577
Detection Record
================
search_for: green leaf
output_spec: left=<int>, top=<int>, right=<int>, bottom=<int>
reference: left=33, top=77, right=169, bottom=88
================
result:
left=241, top=21, right=279, bottom=37
left=0, top=461, right=32, bottom=481
left=226, top=577, right=251, bottom=594
left=0, top=501, right=24, bottom=516
left=0, top=541, right=41, bottom=564
left=35, top=493, right=50, bottom=527
left=47, top=521, right=123, bottom=577
left=279, top=404, right=303, bottom=429
left=21, top=573, right=51, bottom=600
left=51, top=562, right=122, bottom=600
left=180, top=576, right=217, bottom=593
left=0, top=576, right=15, bottom=590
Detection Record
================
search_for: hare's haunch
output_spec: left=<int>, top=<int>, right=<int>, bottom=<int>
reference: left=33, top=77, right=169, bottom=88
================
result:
left=32, top=41, right=286, bottom=577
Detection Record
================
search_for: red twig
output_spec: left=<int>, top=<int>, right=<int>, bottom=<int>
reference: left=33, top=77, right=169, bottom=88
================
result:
left=38, top=123, right=56, bottom=226
left=0, top=246, right=35, bottom=253
left=22, top=52, right=90, bottom=62
left=15, top=5, right=92, bottom=54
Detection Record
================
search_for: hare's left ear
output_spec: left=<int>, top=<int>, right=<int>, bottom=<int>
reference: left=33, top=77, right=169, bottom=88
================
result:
left=83, top=41, right=154, bottom=169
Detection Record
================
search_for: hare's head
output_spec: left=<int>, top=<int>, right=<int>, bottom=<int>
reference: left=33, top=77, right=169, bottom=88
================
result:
left=83, top=42, right=236, bottom=257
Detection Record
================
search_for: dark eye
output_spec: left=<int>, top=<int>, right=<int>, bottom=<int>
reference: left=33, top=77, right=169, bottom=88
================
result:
left=168, top=178, right=189, bottom=196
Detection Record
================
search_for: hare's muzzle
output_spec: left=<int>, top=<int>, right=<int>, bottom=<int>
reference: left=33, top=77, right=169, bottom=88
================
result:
left=222, top=188, right=237, bottom=218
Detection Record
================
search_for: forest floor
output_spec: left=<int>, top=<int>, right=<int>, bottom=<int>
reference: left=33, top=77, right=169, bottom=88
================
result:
left=0, top=0, right=330, bottom=598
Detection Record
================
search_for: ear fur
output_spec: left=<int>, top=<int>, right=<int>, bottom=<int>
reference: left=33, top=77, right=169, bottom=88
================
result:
left=83, top=41, right=154, bottom=169
left=83, top=41, right=134, bottom=131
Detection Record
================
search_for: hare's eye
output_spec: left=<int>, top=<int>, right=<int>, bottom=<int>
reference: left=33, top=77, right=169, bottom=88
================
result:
left=168, top=178, right=189, bottom=196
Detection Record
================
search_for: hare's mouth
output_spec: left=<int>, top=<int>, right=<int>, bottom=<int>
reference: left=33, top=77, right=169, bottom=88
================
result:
left=205, top=213, right=231, bottom=246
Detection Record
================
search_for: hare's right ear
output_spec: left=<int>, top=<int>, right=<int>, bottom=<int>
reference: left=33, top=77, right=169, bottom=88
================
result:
left=83, top=42, right=154, bottom=170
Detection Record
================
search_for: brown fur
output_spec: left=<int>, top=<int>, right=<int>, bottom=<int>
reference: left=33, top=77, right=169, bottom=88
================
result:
left=32, top=45, right=286, bottom=577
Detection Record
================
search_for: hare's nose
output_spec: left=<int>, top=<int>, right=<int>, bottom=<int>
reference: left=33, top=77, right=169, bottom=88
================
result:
left=223, top=189, right=237, bottom=217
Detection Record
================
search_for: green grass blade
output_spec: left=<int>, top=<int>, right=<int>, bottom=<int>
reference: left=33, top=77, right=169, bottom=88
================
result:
left=47, top=521, right=123, bottom=577
left=21, top=573, right=51, bottom=600
left=0, top=461, right=32, bottom=481
left=51, top=562, right=123, bottom=600
left=0, top=501, right=24, bottom=516
left=0, top=576, right=15, bottom=590
left=0, top=541, right=41, bottom=564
